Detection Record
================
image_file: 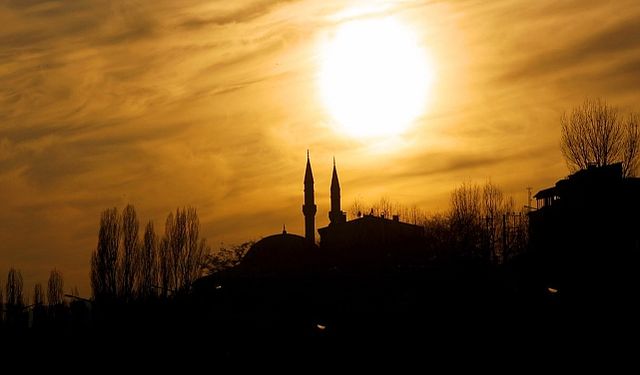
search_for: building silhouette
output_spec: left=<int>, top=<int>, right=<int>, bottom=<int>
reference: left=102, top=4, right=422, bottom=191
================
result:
left=529, top=163, right=640, bottom=299
left=303, top=150, right=317, bottom=245
left=240, top=152, right=424, bottom=274
left=240, top=227, right=317, bottom=275
left=328, top=157, right=347, bottom=225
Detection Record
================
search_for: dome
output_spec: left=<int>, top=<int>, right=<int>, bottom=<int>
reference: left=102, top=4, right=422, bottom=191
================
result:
left=241, top=231, right=317, bottom=274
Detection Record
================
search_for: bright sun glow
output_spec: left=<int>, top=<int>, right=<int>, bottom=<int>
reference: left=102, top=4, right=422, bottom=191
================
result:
left=319, top=17, right=435, bottom=138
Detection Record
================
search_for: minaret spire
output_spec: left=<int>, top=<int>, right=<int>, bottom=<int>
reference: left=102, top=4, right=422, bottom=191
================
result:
left=329, top=157, right=346, bottom=225
left=302, top=151, right=316, bottom=244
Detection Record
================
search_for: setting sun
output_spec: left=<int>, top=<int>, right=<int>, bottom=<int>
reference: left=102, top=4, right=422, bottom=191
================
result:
left=319, top=17, right=435, bottom=138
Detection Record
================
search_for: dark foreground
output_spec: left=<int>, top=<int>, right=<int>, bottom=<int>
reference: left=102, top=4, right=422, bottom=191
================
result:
left=4, top=255, right=638, bottom=363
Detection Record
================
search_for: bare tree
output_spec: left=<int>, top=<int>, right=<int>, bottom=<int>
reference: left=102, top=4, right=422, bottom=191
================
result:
left=91, top=208, right=120, bottom=301
left=481, top=182, right=505, bottom=262
left=48, top=269, right=64, bottom=306
left=450, top=182, right=481, bottom=229
left=407, top=205, right=426, bottom=226
left=181, top=207, right=208, bottom=291
left=163, top=207, right=209, bottom=293
left=4, top=269, right=24, bottom=326
left=348, top=198, right=365, bottom=218
left=450, top=182, right=482, bottom=258
left=5, top=268, right=24, bottom=307
left=89, top=205, right=210, bottom=299
left=138, top=220, right=158, bottom=299
left=502, top=207, right=529, bottom=262
left=165, top=210, right=183, bottom=293
left=159, top=236, right=172, bottom=298
left=90, top=253, right=101, bottom=299
left=348, top=197, right=428, bottom=224
left=118, top=204, right=139, bottom=301
left=33, top=283, right=44, bottom=306
left=560, top=98, right=640, bottom=177
left=208, top=241, right=254, bottom=274
left=623, top=113, right=640, bottom=177
left=32, top=282, right=46, bottom=327
left=376, top=197, right=393, bottom=218
left=0, top=281, right=3, bottom=322
left=449, top=181, right=521, bottom=262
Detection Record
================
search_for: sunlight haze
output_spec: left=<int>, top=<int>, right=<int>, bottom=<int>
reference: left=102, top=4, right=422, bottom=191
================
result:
left=319, top=17, right=434, bottom=137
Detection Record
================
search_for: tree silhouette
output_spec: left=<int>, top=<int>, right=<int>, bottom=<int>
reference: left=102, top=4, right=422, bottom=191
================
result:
left=448, top=181, right=524, bottom=262
left=90, top=205, right=209, bottom=300
left=348, top=197, right=365, bottom=218
left=32, top=282, right=46, bottom=328
left=119, top=204, right=139, bottom=301
left=347, top=197, right=428, bottom=224
left=91, top=208, right=120, bottom=302
left=164, top=210, right=183, bottom=295
left=422, top=212, right=452, bottom=258
left=163, top=207, right=209, bottom=294
left=182, top=208, right=209, bottom=290
left=207, top=241, right=254, bottom=274
left=561, top=98, right=640, bottom=177
left=48, top=269, right=64, bottom=306
left=403, top=204, right=427, bottom=226
left=5, top=268, right=24, bottom=307
left=623, top=112, right=640, bottom=176
left=0, top=281, right=3, bottom=324
left=5, top=268, right=24, bottom=326
left=481, top=182, right=515, bottom=263
left=159, top=236, right=171, bottom=298
left=33, top=283, right=44, bottom=306
left=375, top=197, right=394, bottom=218
left=138, top=220, right=158, bottom=299
left=450, top=182, right=482, bottom=258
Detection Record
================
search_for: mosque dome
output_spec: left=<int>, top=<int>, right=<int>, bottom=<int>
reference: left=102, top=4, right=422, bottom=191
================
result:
left=241, top=229, right=318, bottom=274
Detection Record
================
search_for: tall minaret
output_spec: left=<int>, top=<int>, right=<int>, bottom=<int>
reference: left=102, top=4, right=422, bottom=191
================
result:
left=302, top=150, right=317, bottom=244
left=329, top=157, right=347, bottom=225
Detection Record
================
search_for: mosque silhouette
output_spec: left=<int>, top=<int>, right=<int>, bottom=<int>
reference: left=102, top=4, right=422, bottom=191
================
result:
left=240, top=151, right=424, bottom=274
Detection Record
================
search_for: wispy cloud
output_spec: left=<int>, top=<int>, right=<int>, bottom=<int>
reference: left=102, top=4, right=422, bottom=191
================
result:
left=180, top=0, right=299, bottom=29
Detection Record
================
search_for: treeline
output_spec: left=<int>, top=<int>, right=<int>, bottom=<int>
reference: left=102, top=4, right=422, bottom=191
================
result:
left=1, top=205, right=211, bottom=332
left=349, top=196, right=427, bottom=225
left=91, top=205, right=210, bottom=303
left=0, top=268, right=77, bottom=330
left=346, top=181, right=528, bottom=265
left=444, top=181, right=528, bottom=263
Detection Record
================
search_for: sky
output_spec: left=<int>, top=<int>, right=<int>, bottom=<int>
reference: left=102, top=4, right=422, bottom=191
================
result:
left=2, top=0, right=640, bottom=295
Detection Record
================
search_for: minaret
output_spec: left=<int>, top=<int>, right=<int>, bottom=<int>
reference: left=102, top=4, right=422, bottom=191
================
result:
left=329, top=157, right=347, bottom=225
left=302, top=150, right=317, bottom=244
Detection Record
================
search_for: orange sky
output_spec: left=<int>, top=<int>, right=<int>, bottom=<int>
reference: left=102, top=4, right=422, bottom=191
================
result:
left=2, top=0, right=640, bottom=295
